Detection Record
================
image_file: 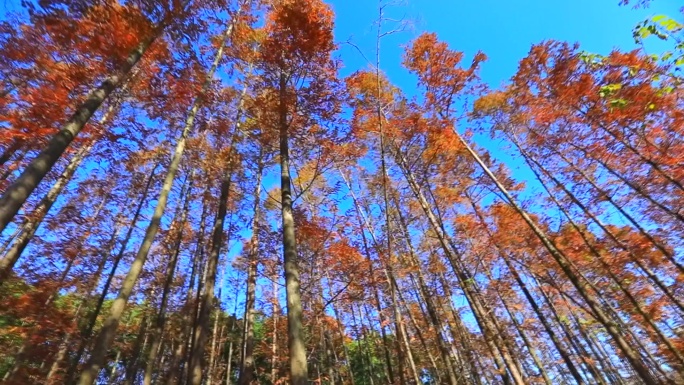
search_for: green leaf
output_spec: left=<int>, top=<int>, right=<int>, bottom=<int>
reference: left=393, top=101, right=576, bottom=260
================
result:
left=610, top=98, right=628, bottom=108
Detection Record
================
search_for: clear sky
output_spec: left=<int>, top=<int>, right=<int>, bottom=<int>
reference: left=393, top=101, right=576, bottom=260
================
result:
left=324, top=0, right=680, bottom=203
left=330, top=0, right=681, bottom=92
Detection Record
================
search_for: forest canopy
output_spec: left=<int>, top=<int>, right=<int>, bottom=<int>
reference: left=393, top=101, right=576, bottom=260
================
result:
left=0, top=0, right=683, bottom=384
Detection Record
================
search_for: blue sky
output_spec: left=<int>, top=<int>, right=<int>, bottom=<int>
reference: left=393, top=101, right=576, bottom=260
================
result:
left=330, top=0, right=681, bottom=91
left=322, top=0, right=681, bottom=208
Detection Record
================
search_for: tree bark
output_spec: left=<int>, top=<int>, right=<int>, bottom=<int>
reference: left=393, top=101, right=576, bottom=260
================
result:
left=142, top=172, right=194, bottom=385
left=76, top=20, right=234, bottom=385
left=0, top=31, right=160, bottom=233
left=279, top=71, right=308, bottom=385
left=238, top=155, right=264, bottom=385
left=448, top=125, right=663, bottom=385
left=66, top=162, right=160, bottom=383
left=187, top=169, right=232, bottom=385
left=0, top=104, right=117, bottom=281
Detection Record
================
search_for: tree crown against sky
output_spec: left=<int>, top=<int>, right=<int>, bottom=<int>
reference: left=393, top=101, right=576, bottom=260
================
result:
left=0, top=0, right=683, bottom=384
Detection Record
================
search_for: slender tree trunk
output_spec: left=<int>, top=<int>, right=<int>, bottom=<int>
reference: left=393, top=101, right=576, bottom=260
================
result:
left=45, top=195, right=131, bottom=383
left=489, top=270, right=553, bottom=385
left=143, top=173, right=194, bottom=385
left=0, top=104, right=116, bottom=281
left=392, top=148, right=523, bottom=385
left=0, top=29, right=162, bottom=233
left=108, top=350, right=123, bottom=385
left=328, top=280, right=356, bottom=385
left=164, top=201, right=209, bottom=385
left=511, top=137, right=684, bottom=314
left=123, top=313, right=151, bottom=385
left=0, top=139, right=23, bottom=167
left=270, top=274, right=280, bottom=385
left=225, top=328, right=236, bottom=385
left=238, top=156, right=264, bottom=385
left=188, top=168, right=232, bottom=385
left=183, top=193, right=211, bottom=385
left=437, top=272, right=492, bottom=385
left=278, top=72, right=308, bottom=385
left=535, top=275, right=613, bottom=384
left=188, top=47, right=247, bottom=384
left=446, top=125, right=663, bottom=385
left=4, top=192, right=108, bottom=381
left=567, top=103, right=684, bottom=194
left=349, top=304, right=376, bottom=385
left=529, top=152, right=684, bottom=371
left=66, top=162, right=160, bottom=382
left=465, top=195, right=586, bottom=384
left=554, top=140, right=684, bottom=274
left=339, top=170, right=396, bottom=384
left=0, top=148, right=26, bottom=183
left=76, top=21, right=234, bottom=385
left=391, top=191, right=465, bottom=385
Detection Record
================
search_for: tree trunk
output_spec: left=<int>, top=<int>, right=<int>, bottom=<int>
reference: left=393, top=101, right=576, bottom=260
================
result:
left=338, top=170, right=395, bottom=384
left=391, top=147, right=523, bottom=385
left=143, top=172, right=194, bottom=385
left=187, top=170, right=232, bottom=385
left=76, top=21, right=234, bottom=385
left=0, top=139, right=23, bottom=167
left=123, top=313, right=151, bottom=385
left=164, top=198, right=209, bottom=385
left=0, top=104, right=116, bottom=281
left=0, top=31, right=160, bottom=233
left=66, top=162, right=160, bottom=383
left=224, top=314, right=238, bottom=385
left=270, top=275, right=280, bottom=385
left=279, top=72, right=308, bottom=385
left=391, top=191, right=465, bottom=385
left=238, top=156, right=264, bottom=385
left=512, top=137, right=684, bottom=314
left=448, top=125, right=663, bottom=385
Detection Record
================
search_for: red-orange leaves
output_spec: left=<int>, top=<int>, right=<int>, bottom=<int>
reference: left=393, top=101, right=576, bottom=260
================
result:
left=404, top=32, right=486, bottom=116
left=261, top=0, right=335, bottom=72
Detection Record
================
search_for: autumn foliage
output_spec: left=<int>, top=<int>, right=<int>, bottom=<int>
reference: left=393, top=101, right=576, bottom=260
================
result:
left=0, top=0, right=682, bottom=385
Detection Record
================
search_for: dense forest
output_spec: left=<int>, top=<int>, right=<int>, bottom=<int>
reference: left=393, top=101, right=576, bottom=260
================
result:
left=0, top=0, right=682, bottom=384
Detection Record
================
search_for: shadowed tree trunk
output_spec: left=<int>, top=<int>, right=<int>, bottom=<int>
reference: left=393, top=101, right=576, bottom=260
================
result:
left=238, top=153, right=264, bottom=385
left=142, top=172, right=194, bottom=385
left=76, top=20, right=235, bottom=385
left=0, top=104, right=117, bottom=282
left=278, top=72, right=308, bottom=385
left=0, top=27, right=163, bottom=233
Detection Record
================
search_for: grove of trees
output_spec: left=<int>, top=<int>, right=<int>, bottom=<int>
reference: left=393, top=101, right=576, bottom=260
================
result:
left=0, top=0, right=682, bottom=384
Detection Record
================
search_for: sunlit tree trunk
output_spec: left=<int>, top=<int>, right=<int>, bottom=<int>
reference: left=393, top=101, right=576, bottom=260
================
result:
left=238, top=154, right=264, bottom=385
left=66, top=162, right=160, bottom=382
left=392, top=197, right=463, bottom=385
left=76, top=21, right=235, bottom=385
left=448, top=125, right=664, bottom=385
left=0, top=104, right=116, bottom=281
left=270, top=273, right=280, bottom=384
left=164, top=196, right=209, bottom=385
left=339, top=171, right=396, bottom=384
left=0, top=27, right=163, bottom=233
left=123, top=312, right=151, bottom=385
left=143, top=172, right=194, bottom=385
left=510, top=136, right=684, bottom=314
left=188, top=156, right=234, bottom=385
left=278, top=72, right=308, bottom=385
left=392, top=147, right=524, bottom=385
